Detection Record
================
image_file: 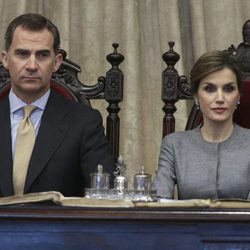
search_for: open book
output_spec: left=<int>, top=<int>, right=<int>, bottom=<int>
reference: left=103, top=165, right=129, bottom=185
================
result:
left=0, top=191, right=134, bottom=208
left=135, top=198, right=250, bottom=208
left=0, top=192, right=250, bottom=208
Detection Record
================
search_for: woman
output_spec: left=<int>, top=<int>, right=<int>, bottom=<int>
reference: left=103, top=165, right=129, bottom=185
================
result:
left=152, top=50, right=250, bottom=200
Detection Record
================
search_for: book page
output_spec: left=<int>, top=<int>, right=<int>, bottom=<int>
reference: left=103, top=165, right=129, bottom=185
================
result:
left=0, top=191, right=134, bottom=208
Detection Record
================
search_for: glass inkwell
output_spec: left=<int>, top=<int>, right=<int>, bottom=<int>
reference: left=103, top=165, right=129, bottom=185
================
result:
left=134, top=165, right=151, bottom=191
left=90, top=164, right=110, bottom=190
left=132, top=165, right=156, bottom=201
left=85, top=164, right=110, bottom=199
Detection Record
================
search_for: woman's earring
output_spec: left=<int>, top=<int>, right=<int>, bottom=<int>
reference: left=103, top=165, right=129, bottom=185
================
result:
left=237, top=98, right=240, bottom=105
left=194, top=99, right=200, bottom=110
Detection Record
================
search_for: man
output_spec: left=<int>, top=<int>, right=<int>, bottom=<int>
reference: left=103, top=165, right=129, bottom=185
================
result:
left=0, top=13, right=114, bottom=197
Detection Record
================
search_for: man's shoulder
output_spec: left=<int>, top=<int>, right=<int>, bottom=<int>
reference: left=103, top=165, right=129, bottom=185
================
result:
left=49, top=89, right=102, bottom=121
left=51, top=88, right=94, bottom=111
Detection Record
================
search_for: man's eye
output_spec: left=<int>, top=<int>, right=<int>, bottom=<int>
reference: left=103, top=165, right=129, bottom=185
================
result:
left=36, top=51, right=50, bottom=59
left=15, top=50, right=29, bottom=58
left=224, top=85, right=235, bottom=93
left=204, top=85, right=216, bottom=92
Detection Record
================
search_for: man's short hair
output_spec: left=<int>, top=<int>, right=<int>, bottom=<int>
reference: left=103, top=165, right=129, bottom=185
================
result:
left=4, top=13, right=60, bottom=54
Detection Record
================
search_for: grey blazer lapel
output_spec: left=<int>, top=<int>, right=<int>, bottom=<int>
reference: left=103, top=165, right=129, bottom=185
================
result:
left=0, top=97, right=14, bottom=196
left=24, top=90, right=70, bottom=192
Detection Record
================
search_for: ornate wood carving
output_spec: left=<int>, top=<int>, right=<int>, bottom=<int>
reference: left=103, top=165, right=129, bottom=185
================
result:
left=105, top=43, right=124, bottom=160
left=225, top=20, right=250, bottom=80
left=161, top=41, right=192, bottom=137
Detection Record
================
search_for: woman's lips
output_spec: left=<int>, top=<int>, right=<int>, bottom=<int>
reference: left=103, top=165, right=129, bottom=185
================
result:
left=212, top=108, right=227, bottom=113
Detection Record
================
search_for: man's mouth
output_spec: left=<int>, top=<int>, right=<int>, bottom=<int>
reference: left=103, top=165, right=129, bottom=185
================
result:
left=21, top=76, right=40, bottom=81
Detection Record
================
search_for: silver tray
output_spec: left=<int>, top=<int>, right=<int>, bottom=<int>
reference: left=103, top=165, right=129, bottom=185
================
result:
left=84, top=188, right=157, bottom=202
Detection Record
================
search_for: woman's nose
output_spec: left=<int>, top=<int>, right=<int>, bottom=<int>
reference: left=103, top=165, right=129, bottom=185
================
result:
left=216, top=89, right=225, bottom=102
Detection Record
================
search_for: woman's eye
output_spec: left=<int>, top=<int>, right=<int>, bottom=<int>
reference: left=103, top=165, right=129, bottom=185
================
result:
left=224, top=85, right=235, bottom=93
left=204, top=85, right=216, bottom=92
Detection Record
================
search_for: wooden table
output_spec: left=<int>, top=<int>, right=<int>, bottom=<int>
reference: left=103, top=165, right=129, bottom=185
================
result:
left=1, top=204, right=250, bottom=249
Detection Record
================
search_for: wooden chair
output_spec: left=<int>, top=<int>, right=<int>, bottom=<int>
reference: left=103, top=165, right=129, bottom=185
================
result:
left=161, top=20, right=250, bottom=138
left=0, top=43, right=124, bottom=163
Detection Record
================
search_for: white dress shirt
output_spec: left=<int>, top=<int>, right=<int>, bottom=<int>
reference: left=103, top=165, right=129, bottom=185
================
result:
left=9, top=88, right=50, bottom=157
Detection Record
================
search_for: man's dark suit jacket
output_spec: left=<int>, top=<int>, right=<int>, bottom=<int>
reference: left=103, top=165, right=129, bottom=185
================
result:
left=0, top=89, right=114, bottom=197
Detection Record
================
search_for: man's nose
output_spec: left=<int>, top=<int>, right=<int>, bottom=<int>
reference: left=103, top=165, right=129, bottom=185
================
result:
left=25, top=55, right=38, bottom=70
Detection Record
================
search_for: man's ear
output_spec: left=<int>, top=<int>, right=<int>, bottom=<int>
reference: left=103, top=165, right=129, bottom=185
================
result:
left=1, top=50, right=8, bottom=69
left=53, top=53, right=63, bottom=72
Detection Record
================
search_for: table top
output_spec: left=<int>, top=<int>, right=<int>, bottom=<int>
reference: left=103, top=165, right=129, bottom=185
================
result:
left=1, top=203, right=250, bottom=223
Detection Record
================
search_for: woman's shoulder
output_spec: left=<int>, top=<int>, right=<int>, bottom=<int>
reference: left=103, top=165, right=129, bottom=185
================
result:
left=235, top=124, right=250, bottom=138
left=162, top=127, right=199, bottom=144
left=236, top=124, right=250, bottom=132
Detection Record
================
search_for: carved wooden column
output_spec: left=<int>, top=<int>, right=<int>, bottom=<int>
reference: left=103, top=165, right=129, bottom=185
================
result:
left=238, top=20, right=250, bottom=79
left=161, top=41, right=180, bottom=137
left=161, top=42, right=193, bottom=137
left=226, top=20, right=250, bottom=80
left=105, top=43, right=124, bottom=161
